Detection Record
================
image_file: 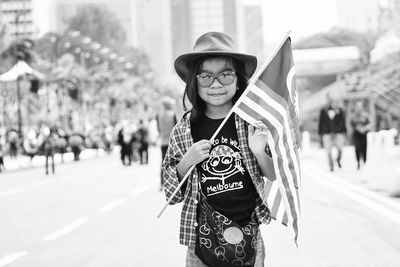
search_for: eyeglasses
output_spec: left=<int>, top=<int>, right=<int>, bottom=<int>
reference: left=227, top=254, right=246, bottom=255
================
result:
left=196, top=71, right=236, bottom=87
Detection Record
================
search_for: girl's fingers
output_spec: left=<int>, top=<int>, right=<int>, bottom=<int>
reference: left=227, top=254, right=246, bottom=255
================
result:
left=248, top=125, right=255, bottom=136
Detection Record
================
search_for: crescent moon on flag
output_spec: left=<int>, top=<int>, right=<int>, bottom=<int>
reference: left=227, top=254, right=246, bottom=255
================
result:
left=286, top=67, right=299, bottom=117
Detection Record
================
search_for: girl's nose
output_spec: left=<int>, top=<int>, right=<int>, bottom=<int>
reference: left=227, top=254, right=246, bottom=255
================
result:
left=210, top=77, right=223, bottom=88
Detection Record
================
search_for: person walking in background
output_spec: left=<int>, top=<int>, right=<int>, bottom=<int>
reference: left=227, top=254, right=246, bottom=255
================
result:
left=350, top=101, right=371, bottom=170
left=156, top=96, right=177, bottom=190
left=137, top=119, right=149, bottom=164
left=69, top=132, right=84, bottom=161
left=162, top=32, right=272, bottom=266
left=117, top=125, right=134, bottom=166
left=23, top=129, right=39, bottom=164
left=318, top=92, right=347, bottom=172
left=7, top=130, right=19, bottom=158
left=0, top=137, right=5, bottom=173
left=40, top=127, right=57, bottom=175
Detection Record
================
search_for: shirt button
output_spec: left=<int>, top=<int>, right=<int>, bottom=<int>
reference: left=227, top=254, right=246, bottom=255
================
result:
left=194, top=222, right=198, bottom=227
left=194, top=200, right=198, bottom=204
left=186, top=128, right=190, bottom=133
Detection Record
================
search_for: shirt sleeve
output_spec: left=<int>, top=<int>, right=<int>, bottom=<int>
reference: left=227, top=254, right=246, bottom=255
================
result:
left=161, top=123, right=186, bottom=205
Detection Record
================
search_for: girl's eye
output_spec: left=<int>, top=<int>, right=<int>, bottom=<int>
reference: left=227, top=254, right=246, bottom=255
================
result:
left=221, top=71, right=233, bottom=78
left=199, top=73, right=211, bottom=79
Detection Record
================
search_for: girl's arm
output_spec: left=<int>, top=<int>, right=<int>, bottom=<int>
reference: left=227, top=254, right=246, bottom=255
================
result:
left=248, top=122, right=276, bottom=181
left=162, top=125, right=212, bottom=203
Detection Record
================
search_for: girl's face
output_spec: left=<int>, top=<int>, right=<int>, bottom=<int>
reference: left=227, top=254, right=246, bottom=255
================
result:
left=197, top=57, right=237, bottom=114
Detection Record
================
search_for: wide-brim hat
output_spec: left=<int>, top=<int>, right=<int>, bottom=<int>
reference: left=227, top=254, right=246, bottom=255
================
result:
left=174, top=32, right=257, bottom=82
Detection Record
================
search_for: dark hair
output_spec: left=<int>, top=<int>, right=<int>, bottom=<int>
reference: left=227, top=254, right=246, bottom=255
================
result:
left=182, top=56, right=249, bottom=122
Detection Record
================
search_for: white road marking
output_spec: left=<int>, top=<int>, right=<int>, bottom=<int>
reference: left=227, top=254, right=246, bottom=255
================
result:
left=97, top=198, right=128, bottom=213
left=0, top=252, right=27, bottom=267
left=130, top=185, right=149, bottom=196
left=42, top=217, right=89, bottom=241
left=32, top=179, right=54, bottom=188
left=0, top=188, right=23, bottom=197
left=130, top=181, right=158, bottom=196
left=303, top=163, right=400, bottom=225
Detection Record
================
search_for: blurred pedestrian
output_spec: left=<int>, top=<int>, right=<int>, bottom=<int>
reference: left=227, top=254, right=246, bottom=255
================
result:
left=137, top=119, right=149, bottom=164
left=7, top=130, right=19, bottom=158
left=102, top=125, right=114, bottom=155
left=69, top=133, right=84, bottom=161
left=350, top=101, right=371, bottom=170
left=40, top=127, right=57, bottom=175
left=0, top=140, right=4, bottom=172
left=23, top=129, right=38, bottom=163
left=156, top=96, right=177, bottom=189
left=117, top=126, right=133, bottom=166
left=162, top=32, right=270, bottom=266
left=318, top=92, right=347, bottom=171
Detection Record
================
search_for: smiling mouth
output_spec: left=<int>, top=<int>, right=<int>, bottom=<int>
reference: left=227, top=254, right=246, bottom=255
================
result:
left=209, top=93, right=226, bottom=96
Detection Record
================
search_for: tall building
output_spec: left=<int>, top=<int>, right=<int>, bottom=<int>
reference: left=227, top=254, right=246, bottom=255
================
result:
left=336, top=0, right=381, bottom=33
left=0, top=0, right=36, bottom=38
left=170, top=0, right=240, bottom=64
left=236, top=0, right=264, bottom=61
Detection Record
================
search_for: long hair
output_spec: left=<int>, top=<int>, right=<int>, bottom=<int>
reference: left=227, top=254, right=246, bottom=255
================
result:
left=182, top=56, right=249, bottom=123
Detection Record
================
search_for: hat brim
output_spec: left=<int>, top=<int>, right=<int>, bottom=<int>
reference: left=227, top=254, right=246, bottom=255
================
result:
left=174, top=51, right=257, bottom=82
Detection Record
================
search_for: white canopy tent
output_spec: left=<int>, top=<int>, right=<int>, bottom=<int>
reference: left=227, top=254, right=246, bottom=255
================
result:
left=0, top=60, right=45, bottom=82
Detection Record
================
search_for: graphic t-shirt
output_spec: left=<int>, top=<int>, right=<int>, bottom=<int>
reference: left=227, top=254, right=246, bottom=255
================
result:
left=191, top=114, right=257, bottom=226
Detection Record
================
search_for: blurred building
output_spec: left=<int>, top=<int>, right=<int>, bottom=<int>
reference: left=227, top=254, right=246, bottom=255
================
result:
left=0, top=0, right=36, bottom=38
left=336, top=0, right=381, bottom=33
left=19, top=0, right=266, bottom=83
left=168, top=0, right=264, bottom=80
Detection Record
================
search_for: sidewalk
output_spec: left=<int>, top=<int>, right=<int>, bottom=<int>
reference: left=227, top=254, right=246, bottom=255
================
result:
left=302, top=143, right=400, bottom=199
left=0, top=149, right=105, bottom=173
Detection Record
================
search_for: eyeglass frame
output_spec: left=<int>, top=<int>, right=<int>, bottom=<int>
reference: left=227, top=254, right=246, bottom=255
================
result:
left=196, top=71, right=236, bottom=87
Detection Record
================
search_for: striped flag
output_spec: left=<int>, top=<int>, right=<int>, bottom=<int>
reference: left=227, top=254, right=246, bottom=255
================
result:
left=233, top=37, right=301, bottom=244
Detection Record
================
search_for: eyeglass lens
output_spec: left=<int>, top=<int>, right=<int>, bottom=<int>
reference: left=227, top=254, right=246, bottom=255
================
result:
left=197, top=71, right=235, bottom=86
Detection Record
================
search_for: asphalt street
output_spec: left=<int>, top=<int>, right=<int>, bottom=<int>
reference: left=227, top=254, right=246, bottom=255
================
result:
left=1, top=146, right=400, bottom=266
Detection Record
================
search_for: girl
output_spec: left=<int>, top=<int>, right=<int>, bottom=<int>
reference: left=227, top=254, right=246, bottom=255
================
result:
left=162, top=32, right=273, bottom=267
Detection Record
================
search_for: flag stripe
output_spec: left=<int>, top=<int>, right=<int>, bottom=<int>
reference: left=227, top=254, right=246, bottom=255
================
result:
left=263, top=178, right=274, bottom=198
left=239, top=97, right=299, bottom=218
left=234, top=106, right=288, bottom=219
left=235, top=101, right=299, bottom=223
left=255, top=78, right=301, bottom=149
left=247, top=84, right=301, bottom=211
left=267, top=179, right=279, bottom=207
left=249, top=84, right=301, bottom=187
left=232, top=37, right=300, bottom=244
left=282, top=211, right=288, bottom=226
left=247, top=87, right=300, bottom=182
left=271, top=189, right=282, bottom=216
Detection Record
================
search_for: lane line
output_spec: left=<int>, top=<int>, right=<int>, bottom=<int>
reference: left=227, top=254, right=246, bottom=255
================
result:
left=32, top=179, right=54, bottom=188
left=303, top=163, right=400, bottom=225
left=129, top=181, right=158, bottom=197
left=42, top=217, right=89, bottom=242
left=0, top=188, right=24, bottom=198
left=96, top=198, right=128, bottom=213
left=130, top=185, right=149, bottom=196
left=304, top=162, right=400, bottom=213
left=0, top=252, right=27, bottom=267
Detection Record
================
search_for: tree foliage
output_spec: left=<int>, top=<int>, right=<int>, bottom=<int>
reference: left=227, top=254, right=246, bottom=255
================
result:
left=65, top=4, right=126, bottom=50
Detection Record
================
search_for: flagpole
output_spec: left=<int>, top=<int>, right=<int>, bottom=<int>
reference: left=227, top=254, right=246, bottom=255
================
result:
left=157, top=31, right=292, bottom=218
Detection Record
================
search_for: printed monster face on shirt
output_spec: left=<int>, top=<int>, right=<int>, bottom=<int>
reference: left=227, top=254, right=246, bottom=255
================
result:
left=191, top=113, right=257, bottom=225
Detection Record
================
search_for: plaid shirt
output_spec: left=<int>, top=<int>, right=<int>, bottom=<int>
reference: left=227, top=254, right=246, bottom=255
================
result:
left=162, top=111, right=271, bottom=247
